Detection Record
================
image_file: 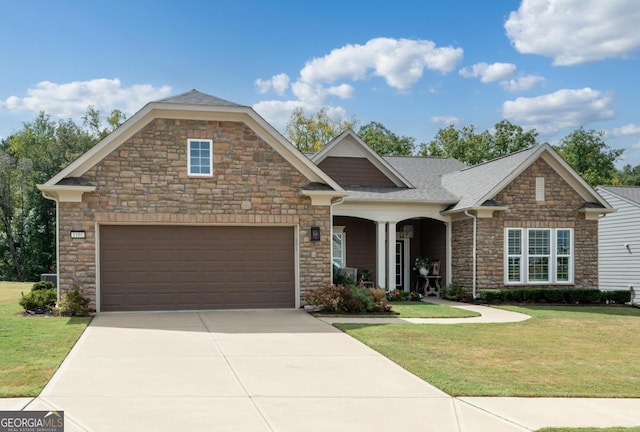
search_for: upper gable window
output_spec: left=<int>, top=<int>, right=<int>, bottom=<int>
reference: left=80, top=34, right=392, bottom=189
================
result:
left=188, top=139, right=213, bottom=177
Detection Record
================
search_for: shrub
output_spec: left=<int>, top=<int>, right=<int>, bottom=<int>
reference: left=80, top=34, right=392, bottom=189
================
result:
left=304, top=285, right=391, bottom=313
left=19, top=288, right=57, bottom=311
left=31, top=281, right=54, bottom=291
left=369, top=288, right=389, bottom=312
left=386, top=290, right=402, bottom=302
left=303, top=285, right=344, bottom=312
left=442, top=284, right=469, bottom=302
left=56, top=286, right=91, bottom=316
left=479, top=288, right=632, bottom=305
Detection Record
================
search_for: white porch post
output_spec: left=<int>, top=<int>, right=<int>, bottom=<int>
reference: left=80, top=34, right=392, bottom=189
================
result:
left=376, top=221, right=386, bottom=289
left=387, top=221, right=397, bottom=291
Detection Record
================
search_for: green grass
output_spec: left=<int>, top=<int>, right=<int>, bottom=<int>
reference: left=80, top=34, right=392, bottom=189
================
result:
left=337, top=305, right=640, bottom=397
left=538, top=428, right=640, bottom=432
left=389, top=301, right=480, bottom=318
left=0, top=281, right=91, bottom=397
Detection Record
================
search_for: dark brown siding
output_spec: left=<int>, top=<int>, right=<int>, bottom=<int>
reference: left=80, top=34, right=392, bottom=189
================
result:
left=100, top=225, right=294, bottom=311
left=318, top=157, right=397, bottom=187
left=334, top=217, right=377, bottom=273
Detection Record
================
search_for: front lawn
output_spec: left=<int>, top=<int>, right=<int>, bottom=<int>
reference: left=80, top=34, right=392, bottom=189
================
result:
left=337, top=305, right=640, bottom=397
left=0, top=281, right=91, bottom=397
left=389, top=301, right=480, bottom=318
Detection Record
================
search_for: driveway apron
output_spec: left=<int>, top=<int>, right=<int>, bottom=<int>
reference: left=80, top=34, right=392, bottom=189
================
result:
left=26, top=310, right=527, bottom=432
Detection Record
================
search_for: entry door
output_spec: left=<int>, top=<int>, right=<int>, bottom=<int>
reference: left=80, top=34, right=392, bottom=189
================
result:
left=395, top=239, right=410, bottom=291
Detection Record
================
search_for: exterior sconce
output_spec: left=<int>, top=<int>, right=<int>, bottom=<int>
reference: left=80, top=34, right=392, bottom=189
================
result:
left=310, top=226, right=321, bottom=242
left=70, top=230, right=86, bottom=239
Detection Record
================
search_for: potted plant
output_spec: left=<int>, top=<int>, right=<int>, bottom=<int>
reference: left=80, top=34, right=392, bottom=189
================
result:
left=413, top=256, right=430, bottom=276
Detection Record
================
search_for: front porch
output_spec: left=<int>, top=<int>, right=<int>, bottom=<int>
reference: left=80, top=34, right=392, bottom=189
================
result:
left=332, top=214, right=449, bottom=295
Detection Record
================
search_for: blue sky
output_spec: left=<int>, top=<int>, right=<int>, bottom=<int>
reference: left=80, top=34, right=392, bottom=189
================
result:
left=1, top=0, right=639, bottom=167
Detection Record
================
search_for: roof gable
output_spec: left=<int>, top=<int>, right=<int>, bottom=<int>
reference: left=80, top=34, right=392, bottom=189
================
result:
left=442, top=143, right=612, bottom=212
left=43, top=90, right=343, bottom=194
left=311, top=130, right=413, bottom=188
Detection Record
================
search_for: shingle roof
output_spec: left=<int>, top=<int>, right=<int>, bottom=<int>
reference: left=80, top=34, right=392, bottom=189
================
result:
left=598, top=185, right=640, bottom=205
left=156, top=89, right=244, bottom=107
left=441, top=146, right=539, bottom=211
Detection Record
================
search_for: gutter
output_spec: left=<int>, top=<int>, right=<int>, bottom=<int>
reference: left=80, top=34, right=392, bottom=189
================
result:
left=464, top=210, right=477, bottom=300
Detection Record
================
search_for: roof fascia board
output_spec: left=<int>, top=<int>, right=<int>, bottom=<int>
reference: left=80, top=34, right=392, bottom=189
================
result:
left=311, top=130, right=413, bottom=188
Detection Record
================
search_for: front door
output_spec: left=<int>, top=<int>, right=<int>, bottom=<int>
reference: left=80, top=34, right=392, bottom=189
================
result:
left=395, top=239, right=410, bottom=291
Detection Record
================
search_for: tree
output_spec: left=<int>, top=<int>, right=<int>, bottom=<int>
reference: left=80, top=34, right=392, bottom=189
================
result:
left=554, top=128, right=623, bottom=186
left=420, top=120, right=538, bottom=165
left=615, top=164, right=640, bottom=186
left=285, top=107, right=357, bottom=152
left=0, top=107, right=123, bottom=281
left=357, top=121, right=415, bottom=156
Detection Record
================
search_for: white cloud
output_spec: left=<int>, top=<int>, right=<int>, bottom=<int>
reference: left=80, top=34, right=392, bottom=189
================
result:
left=299, top=37, right=463, bottom=90
left=459, top=62, right=516, bottom=83
left=505, top=0, right=640, bottom=65
left=612, top=123, right=640, bottom=136
left=254, top=37, right=463, bottom=131
left=1, top=78, right=171, bottom=119
left=502, top=87, right=614, bottom=134
left=255, top=73, right=290, bottom=95
left=431, top=116, right=460, bottom=126
left=500, top=74, right=545, bottom=92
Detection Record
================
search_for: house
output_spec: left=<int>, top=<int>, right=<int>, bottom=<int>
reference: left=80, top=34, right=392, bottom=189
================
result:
left=38, top=90, right=613, bottom=312
left=595, top=186, right=640, bottom=303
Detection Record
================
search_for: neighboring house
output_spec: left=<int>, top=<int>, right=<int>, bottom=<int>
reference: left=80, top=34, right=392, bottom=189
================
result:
left=595, top=186, right=640, bottom=303
left=38, top=90, right=613, bottom=312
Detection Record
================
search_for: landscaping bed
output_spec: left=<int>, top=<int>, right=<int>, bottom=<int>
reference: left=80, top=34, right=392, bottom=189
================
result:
left=313, top=301, right=480, bottom=319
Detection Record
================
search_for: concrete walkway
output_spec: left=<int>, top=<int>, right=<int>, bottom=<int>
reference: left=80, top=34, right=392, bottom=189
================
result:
left=2, top=306, right=639, bottom=431
left=319, top=297, right=532, bottom=325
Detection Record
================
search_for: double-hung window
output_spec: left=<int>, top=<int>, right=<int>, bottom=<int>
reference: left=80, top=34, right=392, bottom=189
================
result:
left=188, top=139, right=212, bottom=176
left=504, top=228, right=573, bottom=284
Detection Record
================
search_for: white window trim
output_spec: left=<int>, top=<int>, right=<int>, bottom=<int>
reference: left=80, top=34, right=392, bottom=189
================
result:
left=332, top=226, right=346, bottom=268
left=504, top=228, right=574, bottom=285
left=504, top=228, right=524, bottom=284
left=187, top=139, right=213, bottom=177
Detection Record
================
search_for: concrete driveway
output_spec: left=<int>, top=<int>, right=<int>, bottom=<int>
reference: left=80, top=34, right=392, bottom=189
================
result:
left=25, top=310, right=526, bottom=432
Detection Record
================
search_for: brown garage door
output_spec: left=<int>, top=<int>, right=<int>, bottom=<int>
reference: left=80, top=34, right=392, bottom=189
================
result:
left=100, top=225, right=295, bottom=311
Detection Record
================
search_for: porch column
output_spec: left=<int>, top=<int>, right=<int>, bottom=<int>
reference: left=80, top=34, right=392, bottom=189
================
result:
left=387, top=221, right=397, bottom=291
left=376, top=221, right=386, bottom=289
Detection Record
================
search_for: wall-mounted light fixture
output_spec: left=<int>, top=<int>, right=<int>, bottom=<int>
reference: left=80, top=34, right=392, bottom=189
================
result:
left=70, top=230, right=86, bottom=239
left=310, top=226, right=321, bottom=242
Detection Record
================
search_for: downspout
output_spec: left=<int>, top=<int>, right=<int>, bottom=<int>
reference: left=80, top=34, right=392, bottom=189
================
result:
left=464, top=210, right=477, bottom=300
left=40, top=191, right=60, bottom=303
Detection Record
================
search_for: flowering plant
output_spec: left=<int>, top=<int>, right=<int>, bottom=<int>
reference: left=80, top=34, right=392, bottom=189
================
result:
left=413, top=256, right=430, bottom=271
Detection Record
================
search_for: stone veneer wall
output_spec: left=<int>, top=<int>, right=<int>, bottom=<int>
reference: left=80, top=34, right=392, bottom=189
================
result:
left=451, top=158, right=598, bottom=292
left=58, top=119, right=332, bottom=306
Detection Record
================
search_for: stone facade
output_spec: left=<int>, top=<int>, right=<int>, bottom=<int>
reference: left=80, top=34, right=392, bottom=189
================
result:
left=451, top=158, right=598, bottom=292
left=58, top=119, right=332, bottom=306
